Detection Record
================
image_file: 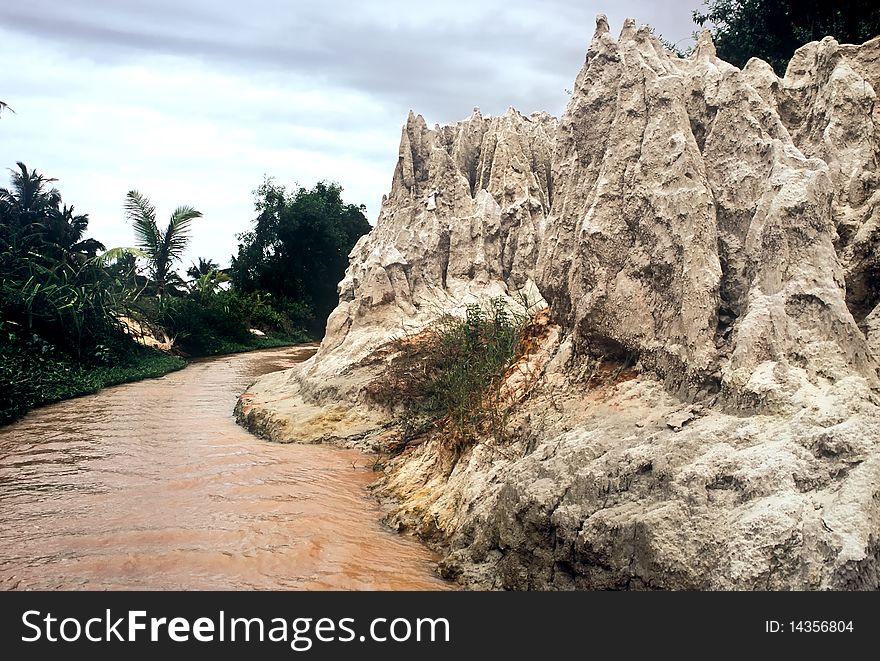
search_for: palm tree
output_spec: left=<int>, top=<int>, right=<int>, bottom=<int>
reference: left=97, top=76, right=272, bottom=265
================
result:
left=0, top=163, right=104, bottom=266
left=41, top=204, right=106, bottom=262
left=0, top=162, right=61, bottom=235
left=186, top=257, right=220, bottom=280
left=190, top=269, right=231, bottom=300
left=124, top=190, right=202, bottom=296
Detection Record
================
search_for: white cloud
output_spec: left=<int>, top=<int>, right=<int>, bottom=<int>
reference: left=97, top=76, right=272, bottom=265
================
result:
left=1, top=29, right=400, bottom=268
left=1, top=2, right=696, bottom=269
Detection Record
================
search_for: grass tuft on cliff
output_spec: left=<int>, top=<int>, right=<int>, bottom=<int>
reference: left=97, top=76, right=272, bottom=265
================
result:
left=369, top=296, right=537, bottom=454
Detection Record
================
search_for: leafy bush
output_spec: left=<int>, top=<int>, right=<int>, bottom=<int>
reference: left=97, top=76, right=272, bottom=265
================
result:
left=154, top=289, right=310, bottom=356
left=222, top=290, right=311, bottom=336
left=155, top=295, right=248, bottom=355
left=424, top=300, right=519, bottom=428
left=370, top=297, right=530, bottom=453
left=0, top=249, right=140, bottom=358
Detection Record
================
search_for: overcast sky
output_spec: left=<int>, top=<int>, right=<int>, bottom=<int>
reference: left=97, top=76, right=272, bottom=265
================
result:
left=0, top=1, right=696, bottom=269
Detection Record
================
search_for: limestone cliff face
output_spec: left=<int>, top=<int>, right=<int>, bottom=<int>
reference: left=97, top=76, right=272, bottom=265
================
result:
left=238, top=17, right=880, bottom=590
left=318, top=107, right=555, bottom=374
left=538, top=18, right=878, bottom=407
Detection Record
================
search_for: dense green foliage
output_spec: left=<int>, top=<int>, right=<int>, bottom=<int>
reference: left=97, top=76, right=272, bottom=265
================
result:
left=154, top=289, right=309, bottom=357
left=231, top=180, right=371, bottom=335
left=693, top=0, right=880, bottom=73
left=1, top=163, right=137, bottom=359
left=0, top=163, right=188, bottom=423
left=0, top=337, right=184, bottom=425
left=0, top=163, right=329, bottom=423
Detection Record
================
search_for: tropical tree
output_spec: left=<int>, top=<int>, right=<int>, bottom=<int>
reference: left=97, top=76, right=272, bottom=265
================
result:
left=0, top=162, right=61, bottom=245
left=693, top=0, right=880, bottom=74
left=186, top=257, right=220, bottom=280
left=1, top=163, right=140, bottom=356
left=124, top=190, right=202, bottom=297
left=231, top=179, right=370, bottom=334
left=0, top=164, right=106, bottom=264
left=189, top=269, right=230, bottom=300
left=41, top=205, right=106, bottom=263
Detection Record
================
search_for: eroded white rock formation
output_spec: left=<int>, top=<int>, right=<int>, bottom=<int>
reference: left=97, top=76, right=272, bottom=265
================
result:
left=539, top=21, right=878, bottom=408
left=237, top=16, right=880, bottom=590
left=236, top=106, right=555, bottom=443
left=323, top=107, right=555, bottom=369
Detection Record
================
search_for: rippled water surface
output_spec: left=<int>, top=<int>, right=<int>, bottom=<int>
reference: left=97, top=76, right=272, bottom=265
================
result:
left=0, top=346, right=448, bottom=590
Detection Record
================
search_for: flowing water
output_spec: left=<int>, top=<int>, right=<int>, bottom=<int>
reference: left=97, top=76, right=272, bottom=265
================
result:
left=0, top=345, right=449, bottom=590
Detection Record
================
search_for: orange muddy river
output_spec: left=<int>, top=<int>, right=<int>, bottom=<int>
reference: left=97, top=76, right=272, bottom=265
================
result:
left=0, top=345, right=449, bottom=590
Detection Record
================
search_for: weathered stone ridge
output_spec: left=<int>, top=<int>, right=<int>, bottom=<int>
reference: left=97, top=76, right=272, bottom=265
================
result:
left=237, top=16, right=880, bottom=590
left=236, top=107, right=556, bottom=445
left=538, top=19, right=879, bottom=406
left=319, top=107, right=556, bottom=374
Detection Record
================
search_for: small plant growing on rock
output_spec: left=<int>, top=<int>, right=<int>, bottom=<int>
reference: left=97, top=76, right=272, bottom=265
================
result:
left=368, top=295, right=539, bottom=457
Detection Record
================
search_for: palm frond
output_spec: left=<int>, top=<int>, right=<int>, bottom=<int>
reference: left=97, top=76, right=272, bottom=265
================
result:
left=187, top=257, right=220, bottom=279
left=91, top=246, right=146, bottom=266
left=124, top=190, right=159, bottom=257
left=64, top=206, right=91, bottom=243
left=162, top=205, right=202, bottom=261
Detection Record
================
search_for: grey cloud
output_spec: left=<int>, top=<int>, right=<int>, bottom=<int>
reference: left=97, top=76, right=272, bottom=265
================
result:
left=1, top=1, right=697, bottom=121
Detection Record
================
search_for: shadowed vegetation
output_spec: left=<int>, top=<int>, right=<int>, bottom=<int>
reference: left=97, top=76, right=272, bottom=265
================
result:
left=231, top=179, right=371, bottom=336
left=693, top=0, right=880, bottom=73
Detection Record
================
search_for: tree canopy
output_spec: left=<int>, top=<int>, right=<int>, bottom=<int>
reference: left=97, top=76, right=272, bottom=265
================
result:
left=231, top=180, right=371, bottom=335
left=187, top=257, right=221, bottom=280
left=0, top=163, right=133, bottom=356
left=694, top=0, right=880, bottom=74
